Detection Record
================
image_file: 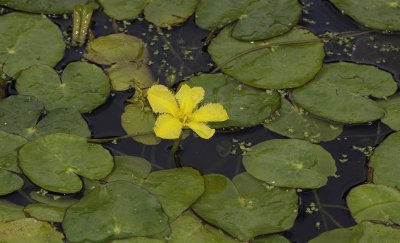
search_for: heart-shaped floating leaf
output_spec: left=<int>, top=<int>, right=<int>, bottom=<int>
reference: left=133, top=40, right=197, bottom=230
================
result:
left=121, top=104, right=161, bottom=145
left=16, top=62, right=110, bottom=113
left=25, top=108, right=91, bottom=140
left=0, top=170, right=23, bottom=196
left=18, top=133, right=114, bottom=193
left=252, top=235, right=290, bottom=243
left=196, top=0, right=301, bottom=41
left=0, top=0, right=91, bottom=13
left=0, top=131, right=28, bottom=173
left=184, top=73, right=280, bottom=128
left=112, top=237, right=164, bottom=243
left=192, top=173, right=298, bottom=241
left=309, top=221, right=400, bottom=243
left=107, top=156, right=152, bottom=184
left=63, top=181, right=169, bottom=242
left=24, top=203, right=65, bottom=223
left=84, top=33, right=147, bottom=65
left=243, top=139, right=336, bottom=189
left=378, top=94, right=400, bottom=131
left=292, top=62, right=397, bottom=124
left=0, top=200, right=25, bottom=222
left=369, top=131, right=400, bottom=188
left=99, top=0, right=198, bottom=27
left=0, top=95, right=43, bottom=136
left=107, top=62, right=155, bottom=91
left=347, top=184, right=400, bottom=225
left=209, top=27, right=324, bottom=89
left=0, top=218, right=64, bottom=243
left=264, top=98, right=343, bottom=143
left=169, top=213, right=239, bottom=243
left=0, top=12, right=65, bottom=78
left=330, top=0, right=400, bottom=31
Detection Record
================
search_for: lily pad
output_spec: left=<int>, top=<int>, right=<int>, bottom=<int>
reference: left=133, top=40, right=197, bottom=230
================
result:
left=0, top=218, right=64, bottom=243
left=63, top=181, right=169, bottom=242
left=330, top=0, right=400, bottom=31
left=309, top=221, right=400, bottom=243
left=18, top=133, right=114, bottom=193
left=243, top=139, right=337, bottom=189
left=121, top=104, right=161, bottom=145
left=264, top=98, right=343, bottom=143
left=24, top=203, right=65, bottom=223
left=192, top=173, right=298, bottom=241
left=0, top=0, right=90, bottom=13
left=196, top=0, right=301, bottom=41
left=0, top=200, right=25, bottom=222
left=112, top=237, right=164, bottom=243
left=347, top=184, right=400, bottom=225
left=209, top=27, right=324, bottom=89
left=292, top=62, right=397, bottom=124
left=0, top=12, right=65, bottom=78
left=378, top=94, right=400, bottom=131
left=252, top=235, right=290, bottom=243
left=107, top=156, right=152, bottom=184
left=184, top=73, right=280, bottom=128
left=142, top=168, right=204, bottom=220
left=169, top=213, right=239, bottom=243
left=16, top=62, right=110, bottom=113
left=0, top=131, right=28, bottom=173
left=84, top=33, right=147, bottom=65
left=0, top=170, right=24, bottom=196
left=0, top=95, right=43, bottom=136
left=99, top=0, right=198, bottom=27
left=369, top=131, right=400, bottom=188
left=107, top=62, right=155, bottom=91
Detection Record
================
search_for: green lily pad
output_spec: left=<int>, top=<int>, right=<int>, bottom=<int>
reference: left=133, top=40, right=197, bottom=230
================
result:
left=196, top=0, right=301, bottom=41
left=192, top=173, right=298, bottom=241
left=209, top=27, right=324, bottom=89
left=121, top=104, right=161, bottom=145
left=292, top=62, right=397, bottom=124
left=369, top=131, right=400, bottom=188
left=0, top=170, right=24, bottom=196
left=107, top=156, right=152, bottom=184
left=24, top=203, right=65, bottom=223
left=112, top=237, right=164, bottom=243
left=378, top=94, right=400, bottom=131
left=0, top=218, right=64, bottom=243
left=347, top=184, right=400, bottom=225
left=0, top=12, right=65, bottom=78
left=25, top=108, right=91, bottom=140
left=63, top=181, right=169, bottom=242
left=330, top=0, right=400, bottom=31
left=184, top=73, right=280, bottom=128
left=0, top=0, right=90, bottom=13
left=0, top=95, right=43, bottom=136
left=169, top=213, right=239, bottom=243
left=99, top=0, right=198, bottom=27
left=30, top=191, right=78, bottom=208
left=18, top=133, right=114, bottom=193
left=264, top=98, right=343, bottom=143
left=84, top=33, right=147, bottom=65
left=309, top=221, right=400, bottom=243
left=243, top=139, right=337, bottom=189
left=0, top=200, right=25, bottom=222
left=0, top=131, right=28, bottom=173
left=16, top=62, right=110, bottom=113
left=107, top=62, right=155, bottom=91
left=142, top=168, right=204, bottom=220
left=252, top=235, right=290, bottom=243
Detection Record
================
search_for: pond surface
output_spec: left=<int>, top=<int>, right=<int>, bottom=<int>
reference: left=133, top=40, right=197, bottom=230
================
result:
left=3, top=0, right=400, bottom=242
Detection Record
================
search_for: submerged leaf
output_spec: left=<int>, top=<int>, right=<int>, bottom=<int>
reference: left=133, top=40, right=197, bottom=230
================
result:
left=0, top=200, right=25, bottom=222
left=24, top=204, right=65, bottom=223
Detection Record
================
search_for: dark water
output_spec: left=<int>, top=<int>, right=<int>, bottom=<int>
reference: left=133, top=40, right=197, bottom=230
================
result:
left=3, top=0, right=400, bottom=242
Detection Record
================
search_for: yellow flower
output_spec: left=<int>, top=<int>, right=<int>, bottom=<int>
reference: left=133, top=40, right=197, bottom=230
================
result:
left=146, top=84, right=229, bottom=139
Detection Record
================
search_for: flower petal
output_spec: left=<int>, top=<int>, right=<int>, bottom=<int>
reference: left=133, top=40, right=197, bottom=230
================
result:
left=192, top=103, right=229, bottom=122
left=154, top=114, right=183, bottom=139
left=176, top=84, right=205, bottom=115
left=147, top=85, right=179, bottom=116
left=187, top=122, right=215, bottom=139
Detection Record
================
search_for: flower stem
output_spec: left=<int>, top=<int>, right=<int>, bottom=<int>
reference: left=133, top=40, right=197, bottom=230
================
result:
left=87, top=132, right=155, bottom=144
left=170, top=137, right=182, bottom=168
